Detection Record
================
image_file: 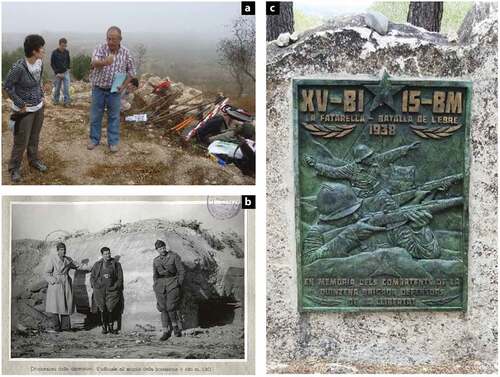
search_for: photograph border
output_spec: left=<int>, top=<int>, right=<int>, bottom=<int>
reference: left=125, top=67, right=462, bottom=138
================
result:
left=2, top=196, right=255, bottom=375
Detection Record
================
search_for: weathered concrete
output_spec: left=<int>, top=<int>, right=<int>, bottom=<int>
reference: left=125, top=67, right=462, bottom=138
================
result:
left=266, top=4, right=497, bottom=373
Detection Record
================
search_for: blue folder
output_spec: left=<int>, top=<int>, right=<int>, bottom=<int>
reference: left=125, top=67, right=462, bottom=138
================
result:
left=111, top=72, right=127, bottom=93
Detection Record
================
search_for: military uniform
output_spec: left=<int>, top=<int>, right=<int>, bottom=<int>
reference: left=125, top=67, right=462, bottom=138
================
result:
left=303, top=222, right=362, bottom=264
left=90, top=258, right=124, bottom=334
left=387, top=224, right=440, bottom=259
left=153, top=251, right=185, bottom=336
left=310, top=143, right=418, bottom=198
left=305, top=216, right=441, bottom=264
left=303, top=183, right=441, bottom=265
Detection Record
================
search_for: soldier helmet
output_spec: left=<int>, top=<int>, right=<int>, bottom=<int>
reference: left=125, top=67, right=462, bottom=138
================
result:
left=316, top=183, right=362, bottom=221
left=353, top=144, right=374, bottom=162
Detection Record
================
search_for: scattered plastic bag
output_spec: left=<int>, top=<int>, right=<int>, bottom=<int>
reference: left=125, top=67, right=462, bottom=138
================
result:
left=125, top=114, right=148, bottom=122
left=208, top=140, right=242, bottom=159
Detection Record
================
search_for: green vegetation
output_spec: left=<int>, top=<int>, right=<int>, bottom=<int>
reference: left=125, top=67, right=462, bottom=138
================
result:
left=370, top=1, right=473, bottom=34
left=294, top=9, right=324, bottom=33
left=441, top=1, right=474, bottom=34
left=71, top=53, right=91, bottom=81
left=2, top=48, right=49, bottom=81
left=293, top=2, right=474, bottom=35
left=370, top=1, right=410, bottom=23
left=2, top=47, right=24, bottom=79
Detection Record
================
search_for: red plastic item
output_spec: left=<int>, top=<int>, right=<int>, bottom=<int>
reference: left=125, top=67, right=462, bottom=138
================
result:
left=152, top=80, right=171, bottom=95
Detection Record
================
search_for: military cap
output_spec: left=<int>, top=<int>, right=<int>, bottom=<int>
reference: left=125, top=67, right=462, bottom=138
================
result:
left=155, top=240, right=166, bottom=249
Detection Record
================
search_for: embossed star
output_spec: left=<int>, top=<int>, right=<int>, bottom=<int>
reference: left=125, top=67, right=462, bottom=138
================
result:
left=365, top=71, right=404, bottom=113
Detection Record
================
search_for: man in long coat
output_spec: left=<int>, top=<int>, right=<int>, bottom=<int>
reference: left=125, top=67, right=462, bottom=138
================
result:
left=44, top=242, right=87, bottom=332
left=153, top=239, right=185, bottom=341
left=90, top=247, right=124, bottom=334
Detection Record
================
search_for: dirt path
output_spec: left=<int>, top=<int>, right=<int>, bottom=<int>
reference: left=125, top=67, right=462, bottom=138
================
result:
left=12, top=324, right=244, bottom=359
left=2, top=100, right=254, bottom=185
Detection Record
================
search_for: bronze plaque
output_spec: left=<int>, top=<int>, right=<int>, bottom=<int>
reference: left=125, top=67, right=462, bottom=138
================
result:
left=294, top=73, right=471, bottom=311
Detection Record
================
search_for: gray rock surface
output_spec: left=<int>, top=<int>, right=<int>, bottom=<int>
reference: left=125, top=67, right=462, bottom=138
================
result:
left=267, top=8, right=498, bottom=374
left=458, top=2, right=498, bottom=43
left=289, top=31, right=300, bottom=43
left=276, top=32, right=291, bottom=47
left=364, top=11, right=389, bottom=35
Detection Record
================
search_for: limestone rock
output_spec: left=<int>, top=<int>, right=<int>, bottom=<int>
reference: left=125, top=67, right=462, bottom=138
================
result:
left=289, top=31, right=300, bottom=43
left=364, top=10, right=389, bottom=35
left=267, top=15, right=449, bottom=64
left=458, top=2, right=498, bottom=44
left=176, top=86, right=204, bottom=105
left=13, top=302, right=53, bottom=330
left=147, top=76, right=162, bottom=88
left=276, top=32, right=291, bottom=47
left=16, top=323, right=28, bottom=334
left=140, top=73, right=153, bottom=81
left=28, top=280, right=48, bottom=293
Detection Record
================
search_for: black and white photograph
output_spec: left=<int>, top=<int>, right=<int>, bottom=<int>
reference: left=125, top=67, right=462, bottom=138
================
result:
left=3, top=196, right=254, bottom=375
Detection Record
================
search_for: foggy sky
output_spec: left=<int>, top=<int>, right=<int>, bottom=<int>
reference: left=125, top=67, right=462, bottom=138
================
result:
left=2, top=2, right=242, bottom=38
left=12, top=200, right=245, bottom=240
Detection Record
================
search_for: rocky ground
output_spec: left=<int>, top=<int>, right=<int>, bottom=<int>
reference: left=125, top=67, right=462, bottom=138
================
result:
left=268, top=358, right=491, bottom=374
left=12, top=320, right=244, bottom=359
left=2, top=79, right=254, bottom=185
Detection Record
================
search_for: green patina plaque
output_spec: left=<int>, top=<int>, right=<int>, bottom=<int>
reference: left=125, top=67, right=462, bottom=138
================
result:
left=294, top=72, right=471, bottom=312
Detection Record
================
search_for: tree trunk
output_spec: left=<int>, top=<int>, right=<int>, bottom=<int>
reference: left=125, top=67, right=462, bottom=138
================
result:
left=407, top=2, right=444, bottom=32
left=242, top=68, right=256, bottom=82
left=236, top=77, right=244, bottom=97
left=266, top=2, right=294, bottom=41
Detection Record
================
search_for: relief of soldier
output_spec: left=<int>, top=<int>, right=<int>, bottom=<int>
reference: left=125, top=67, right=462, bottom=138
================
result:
left=304, top=142, right=420, bottom=198
left=302, top=139, right=465, bottom=265
left=303, top=182, right=463, bottom=265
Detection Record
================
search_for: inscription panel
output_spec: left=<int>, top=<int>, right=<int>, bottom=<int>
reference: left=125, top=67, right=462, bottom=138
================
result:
left=294, top=73, right=471, bottom=311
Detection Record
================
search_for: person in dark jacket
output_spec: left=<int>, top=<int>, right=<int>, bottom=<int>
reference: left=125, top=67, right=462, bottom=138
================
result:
left=153, top=240, right=185, bottom=341
left=50, top=37, right=71, bottom=106
left=3, top=34, right=47, bottom=183
left=90, top=247, right=124, bottom=334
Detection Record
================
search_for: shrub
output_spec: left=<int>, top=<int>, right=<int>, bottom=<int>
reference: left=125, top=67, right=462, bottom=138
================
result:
left=370, top=1, right=473, bottom=34
left=71, top=53, right=91, bottom=81
left=2, top=47, right=24, bottom=80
